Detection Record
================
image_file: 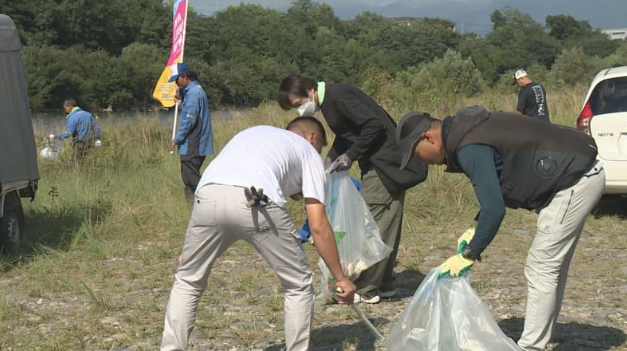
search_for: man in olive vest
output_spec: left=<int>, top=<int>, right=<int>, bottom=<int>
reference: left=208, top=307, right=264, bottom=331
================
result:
left=396, top=106, right=605, bottom=351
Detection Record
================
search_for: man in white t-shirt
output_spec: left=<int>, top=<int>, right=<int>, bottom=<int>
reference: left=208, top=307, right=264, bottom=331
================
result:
left=160, top=116, right=356, bottom=351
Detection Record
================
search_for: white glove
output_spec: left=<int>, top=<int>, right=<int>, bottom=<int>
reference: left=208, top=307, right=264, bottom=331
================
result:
left=95, top=139, right=102, bottom=147
left=49, top=134, right=56, bottom=140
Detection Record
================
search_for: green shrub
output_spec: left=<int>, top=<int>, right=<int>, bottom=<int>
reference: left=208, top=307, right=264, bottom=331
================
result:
left=548, top=46, right=599, bottom=88
left=385, top=49, right=485, bottom=112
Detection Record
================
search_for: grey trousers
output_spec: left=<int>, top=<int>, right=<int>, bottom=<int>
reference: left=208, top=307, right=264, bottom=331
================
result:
left=518, top=162, right=605, bottom=351
left=160, top=184, right=314, bottom=351
left=180, top=155, right=206, bottom=204
left=353, top=169, right=405, bottom=295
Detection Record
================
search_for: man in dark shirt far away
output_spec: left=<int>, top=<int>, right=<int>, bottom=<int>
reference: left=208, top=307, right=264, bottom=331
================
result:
left=513, top=69, right=550, bottom=123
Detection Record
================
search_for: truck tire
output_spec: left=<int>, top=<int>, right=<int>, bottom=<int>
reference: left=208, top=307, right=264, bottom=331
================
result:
left=0, top=191, right=24, bottom=252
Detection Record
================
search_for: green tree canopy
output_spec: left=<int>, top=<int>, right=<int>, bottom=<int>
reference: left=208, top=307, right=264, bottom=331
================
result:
left=2, top=0, right=623, bottom=111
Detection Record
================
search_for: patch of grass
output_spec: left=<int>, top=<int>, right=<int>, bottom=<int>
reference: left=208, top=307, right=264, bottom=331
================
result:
left=0, top=295, right=11, bottom=326
left=234, top=270, right=263, bottom=292
left=263, top=292, right=283, bottom=316
left=81, top=281, right=113, bottom=312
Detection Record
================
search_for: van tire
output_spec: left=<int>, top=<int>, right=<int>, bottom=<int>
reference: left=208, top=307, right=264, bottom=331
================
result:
left=0, top=191, right=24, bottom=252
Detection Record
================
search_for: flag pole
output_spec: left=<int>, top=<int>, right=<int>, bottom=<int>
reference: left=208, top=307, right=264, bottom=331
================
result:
left=170, top=106, right=179, bottom=155
left=170, top=0, right=189, bottom=155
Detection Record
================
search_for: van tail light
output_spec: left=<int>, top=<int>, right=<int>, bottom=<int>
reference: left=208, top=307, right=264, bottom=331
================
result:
left=577, top=101, right=593, bottom=136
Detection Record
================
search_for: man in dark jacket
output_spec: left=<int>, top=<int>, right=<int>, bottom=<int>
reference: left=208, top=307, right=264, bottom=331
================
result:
left=278, top=75, right=428, bottom=303
left=396, top=106, right=605, bottom=351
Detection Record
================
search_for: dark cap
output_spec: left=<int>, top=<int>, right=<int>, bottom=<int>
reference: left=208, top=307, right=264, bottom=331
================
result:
left=396, top=111, right=435, bottom=170
left=168, top=62, right=190, bottom=82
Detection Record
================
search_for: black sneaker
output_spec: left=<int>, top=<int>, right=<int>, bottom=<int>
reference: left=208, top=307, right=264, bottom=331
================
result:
left=378, top=289, right=397, bottom=298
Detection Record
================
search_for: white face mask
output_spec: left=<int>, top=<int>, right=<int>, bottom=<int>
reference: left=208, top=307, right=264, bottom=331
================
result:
left=297, top=100, right=317, bottom=116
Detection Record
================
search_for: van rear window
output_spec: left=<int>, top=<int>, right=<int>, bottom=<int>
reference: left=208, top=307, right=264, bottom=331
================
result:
left=589, top=77, right=627, bottom=115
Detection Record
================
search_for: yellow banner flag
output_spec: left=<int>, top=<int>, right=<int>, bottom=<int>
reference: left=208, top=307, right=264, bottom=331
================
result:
left=153, top=65, right=179, bottom=108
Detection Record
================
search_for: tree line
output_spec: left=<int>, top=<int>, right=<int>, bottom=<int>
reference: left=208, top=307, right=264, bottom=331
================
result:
left=1, top=0, right=626, bottom=111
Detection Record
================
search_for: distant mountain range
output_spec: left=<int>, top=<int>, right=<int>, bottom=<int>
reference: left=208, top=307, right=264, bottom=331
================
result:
left=331, top=0, right=627, bottom=34
left=193, top=0, right=627, bottom=35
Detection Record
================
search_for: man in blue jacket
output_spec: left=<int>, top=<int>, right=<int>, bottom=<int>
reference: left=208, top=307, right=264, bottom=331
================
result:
left=58, top=98, right=101, bottom=164
left=168, top=63, right=214, bottom=203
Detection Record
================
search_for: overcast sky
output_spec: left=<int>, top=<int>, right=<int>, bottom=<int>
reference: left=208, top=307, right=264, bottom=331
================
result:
left=188, top=0, right=627, bottom=32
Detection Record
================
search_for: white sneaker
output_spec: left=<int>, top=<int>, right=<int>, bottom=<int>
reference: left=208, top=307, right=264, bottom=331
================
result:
left=354, top=292, right=380, bottom=304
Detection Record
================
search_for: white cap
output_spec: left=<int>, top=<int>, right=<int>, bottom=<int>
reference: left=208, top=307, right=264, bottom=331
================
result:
left=514, top=69, right=528, bottom=80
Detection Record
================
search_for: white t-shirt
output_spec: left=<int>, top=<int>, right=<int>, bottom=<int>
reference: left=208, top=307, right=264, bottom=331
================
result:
left=198, top=125, right=326, bottom=207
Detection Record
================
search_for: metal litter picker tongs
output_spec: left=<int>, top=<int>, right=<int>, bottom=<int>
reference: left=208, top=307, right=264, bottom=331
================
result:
left=337, top=287, right=384, bottom=340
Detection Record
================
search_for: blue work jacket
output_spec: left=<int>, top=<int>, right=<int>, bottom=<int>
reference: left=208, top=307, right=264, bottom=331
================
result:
left=174, top=81, right=213, bottom=156
left=59, top=107, right=100, bottom=142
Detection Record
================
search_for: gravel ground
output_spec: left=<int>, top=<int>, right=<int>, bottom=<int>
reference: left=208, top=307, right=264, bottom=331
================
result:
left=180, top=222, right=626, bottom=351
left=1, top=210, right=625, bottom=351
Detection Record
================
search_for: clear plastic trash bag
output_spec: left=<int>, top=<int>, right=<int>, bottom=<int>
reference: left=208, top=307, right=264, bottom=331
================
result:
left=317, top=170, right=393, bottom=298
left=39, top=134, right=63, bottom=161
left=383, top=268, right=521, bottom=351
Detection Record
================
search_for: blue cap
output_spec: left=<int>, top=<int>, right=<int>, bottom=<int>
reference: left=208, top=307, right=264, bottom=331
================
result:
left=168, top=62, right=190, bottom=83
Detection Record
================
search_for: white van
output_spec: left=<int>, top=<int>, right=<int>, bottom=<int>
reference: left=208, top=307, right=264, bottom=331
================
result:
left=0, top=14, right=39, bottom=251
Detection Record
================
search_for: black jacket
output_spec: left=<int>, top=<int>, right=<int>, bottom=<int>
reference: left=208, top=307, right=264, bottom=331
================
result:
left=321, top=84, right=427, bottom=193
left=443, top=106, right=598, bottom=210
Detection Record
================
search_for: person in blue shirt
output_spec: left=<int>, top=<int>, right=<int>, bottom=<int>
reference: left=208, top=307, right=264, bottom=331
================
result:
left=57, top=98, right=101, bottom=164
left=167, top=63, right=214, bottom=203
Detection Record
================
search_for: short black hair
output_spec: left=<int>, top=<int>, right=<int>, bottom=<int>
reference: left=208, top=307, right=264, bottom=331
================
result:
left=181, top=71, right=198, bottom=81
left=277, top=75, right=318, bottom=111
left=63, top=98, right=76, bottom=107
left=286, top=116, right=327, bottom=147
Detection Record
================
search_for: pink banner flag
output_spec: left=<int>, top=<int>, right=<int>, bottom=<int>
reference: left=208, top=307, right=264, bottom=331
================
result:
left=153, top=0, right=188, bottom=107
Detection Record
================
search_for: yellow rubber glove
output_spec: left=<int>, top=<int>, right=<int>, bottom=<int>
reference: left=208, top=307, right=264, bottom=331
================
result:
left=457, top=226, right=476, bottom=254
left=438, top=253, right=474, bottom=278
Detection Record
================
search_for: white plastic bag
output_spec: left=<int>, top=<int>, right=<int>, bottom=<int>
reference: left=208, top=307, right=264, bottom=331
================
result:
left=39, top=134, right=64, bottom=161
left=317, top=170, right=393, bottom=298
left=384, top=268, right=521, bottom=351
